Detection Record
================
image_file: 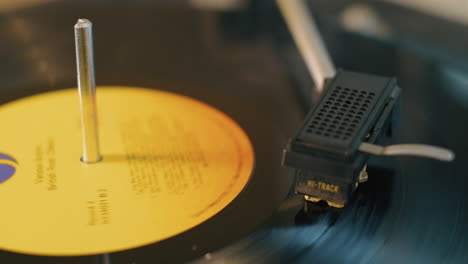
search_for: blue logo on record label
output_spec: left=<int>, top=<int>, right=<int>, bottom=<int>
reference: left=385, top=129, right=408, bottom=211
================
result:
left=0, top=153, right=17, bottom=184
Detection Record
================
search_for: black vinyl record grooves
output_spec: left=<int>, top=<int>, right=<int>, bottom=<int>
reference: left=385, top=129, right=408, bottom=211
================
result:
left=1, top=2, right=468, bottom=264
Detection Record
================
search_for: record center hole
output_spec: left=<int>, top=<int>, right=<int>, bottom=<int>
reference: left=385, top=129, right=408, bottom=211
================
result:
left=80, top=156, right=102, bottom=164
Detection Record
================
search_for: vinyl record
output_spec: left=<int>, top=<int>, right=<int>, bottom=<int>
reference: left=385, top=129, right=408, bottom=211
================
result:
left=0, top=2, right=304, bottom=262
left=0, top=86, right=258, bottom=256
left=0, top=82, right=300, bottom=263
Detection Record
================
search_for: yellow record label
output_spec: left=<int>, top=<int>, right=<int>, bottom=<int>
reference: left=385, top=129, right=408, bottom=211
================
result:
left=0, top=87, right=254, bottom=256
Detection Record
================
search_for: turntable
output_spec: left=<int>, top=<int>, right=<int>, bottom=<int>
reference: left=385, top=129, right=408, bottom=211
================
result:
left=0, top=1, right=467, bottom=263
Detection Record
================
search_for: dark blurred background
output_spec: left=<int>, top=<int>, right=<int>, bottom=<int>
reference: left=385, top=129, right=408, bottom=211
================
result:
left=2, top=0, right=468, bottom=111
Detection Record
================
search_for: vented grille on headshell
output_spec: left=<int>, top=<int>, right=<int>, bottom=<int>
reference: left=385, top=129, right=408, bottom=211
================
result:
left=305, top=86, right=377, bottom=142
